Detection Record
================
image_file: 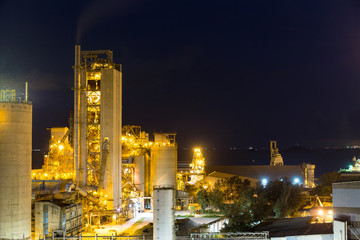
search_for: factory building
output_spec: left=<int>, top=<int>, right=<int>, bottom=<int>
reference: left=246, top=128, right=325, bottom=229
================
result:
left=206, top=141, right=315, bottom=188
left=332, top=181, right=360, bottom=240
left=205, top=164, right=314, bottom=187
left=28, top=46, right=180, bottom=239
left=0, top=88, right=32, bottom=240
left=34, top=201, right=82, bottom=238
left=73, top=45, right=122, bottom=210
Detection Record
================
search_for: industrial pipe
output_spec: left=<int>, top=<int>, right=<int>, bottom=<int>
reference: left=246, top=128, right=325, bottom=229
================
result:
left=74, top=45, right=81, bottom=185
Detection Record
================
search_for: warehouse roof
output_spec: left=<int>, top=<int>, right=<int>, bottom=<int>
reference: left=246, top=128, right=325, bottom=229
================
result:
left=206, top=165, right=303, bottom=182
left=252, top=217, right=332, bottom=237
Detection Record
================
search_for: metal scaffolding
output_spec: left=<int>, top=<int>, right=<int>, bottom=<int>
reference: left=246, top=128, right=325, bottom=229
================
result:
left=86, top=70, right=101, bottom=185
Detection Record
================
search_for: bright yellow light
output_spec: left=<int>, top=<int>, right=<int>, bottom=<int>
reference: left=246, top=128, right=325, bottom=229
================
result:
left=318, top=209, right=324, bottom=216
left=328, top=210, right=333, bottom=215
left=112, top=214, right=117, bottom=220
left=58, top=144, right=64, bottom=151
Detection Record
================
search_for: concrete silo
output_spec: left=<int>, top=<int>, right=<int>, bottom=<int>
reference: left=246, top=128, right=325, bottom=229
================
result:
left=0, top=96, right=32, bottom=240
left=153, top=185, right=175, bottom=240
left=151, top=145, right=177, bottom=187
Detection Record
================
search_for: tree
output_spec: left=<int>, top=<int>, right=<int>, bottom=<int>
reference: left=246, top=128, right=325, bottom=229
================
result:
left=208, top=187, right=224, bottom=211
left=264, top=179, right=305, bottom=218
left=249, top=189, right=272, bottom=223
left=273, top=183, right=292, bottom=218
left=310, top=171, right=340, bottom=196
left=222, top=203, right=253, bottom=232
left=194, top=176, right=306, bottom=232
left=185, top=184, right=198, bottom=203
left=196, top=185, right=210, bottom=213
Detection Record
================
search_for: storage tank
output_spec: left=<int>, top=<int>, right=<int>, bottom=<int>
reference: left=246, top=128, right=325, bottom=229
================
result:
left=151, top=146, right=177, bottom=187
left=153, top=185, right=175, bottom=240
left=134, top=155, right=145, bottom=192
left=0, top=102, right=32, bottom=240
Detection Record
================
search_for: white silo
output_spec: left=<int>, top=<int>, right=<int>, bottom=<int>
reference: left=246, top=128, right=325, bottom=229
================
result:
left=0, top=100, right=32, bottom=239
left=151, top=145, right=177, bottom=187
left=153, top=185, right=175, bottom=240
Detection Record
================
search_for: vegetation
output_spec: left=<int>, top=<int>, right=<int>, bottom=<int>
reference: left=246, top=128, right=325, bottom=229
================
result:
left=194, top=176, right=306, bottom=232
left=310, top=171, right=340, bottom=196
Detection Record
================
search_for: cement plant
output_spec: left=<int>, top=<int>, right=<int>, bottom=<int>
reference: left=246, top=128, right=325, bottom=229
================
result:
left=1, top=46, right=360, bottom=240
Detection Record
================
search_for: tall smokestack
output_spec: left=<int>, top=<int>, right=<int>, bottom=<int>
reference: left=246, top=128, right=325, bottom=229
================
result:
left=74, top=45, right=81, bottom=185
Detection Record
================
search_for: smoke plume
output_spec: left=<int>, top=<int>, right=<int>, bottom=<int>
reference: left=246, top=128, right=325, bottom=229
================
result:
left=76, top=0, right=142, bottom=44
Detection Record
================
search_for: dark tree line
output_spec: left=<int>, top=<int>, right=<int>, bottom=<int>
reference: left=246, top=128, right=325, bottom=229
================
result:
left=310, top=171, right=340, bottom=196
left=191, top=176, right=306, bottom=232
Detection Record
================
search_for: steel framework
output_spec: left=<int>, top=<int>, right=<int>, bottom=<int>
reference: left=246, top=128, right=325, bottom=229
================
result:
left=0, top=89, right=16, bottom=102
left=86, top=70, right=101, bottom=185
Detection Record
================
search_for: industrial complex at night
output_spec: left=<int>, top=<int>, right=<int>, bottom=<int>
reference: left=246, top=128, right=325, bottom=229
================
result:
left=2, top=45, right=358, bottom=240
left=3, top=1, right=360, bottom=239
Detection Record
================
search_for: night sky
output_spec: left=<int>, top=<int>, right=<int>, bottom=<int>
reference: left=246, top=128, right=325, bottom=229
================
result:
left=2, top=0, right=360, bottom=157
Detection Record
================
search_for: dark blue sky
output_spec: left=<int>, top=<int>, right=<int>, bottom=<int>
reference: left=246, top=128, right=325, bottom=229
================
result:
left=2, top=0, right=360, bottom=152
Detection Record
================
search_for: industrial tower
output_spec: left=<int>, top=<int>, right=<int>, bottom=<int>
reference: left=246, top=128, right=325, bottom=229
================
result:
left=73, top=45, right=122, bottom=210
left=270, top=140, right=284, bottom=166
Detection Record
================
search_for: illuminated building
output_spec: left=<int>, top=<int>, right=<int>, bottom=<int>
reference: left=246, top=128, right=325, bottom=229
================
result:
left=270, top=140, right=284, bottom=166
left=73, top=45, right=122, bottom=210
left=205, top=141, right=315, bottom=188
left=188, top=148, right=205, bottom=185
left=27, top=46, right=181, bottom=238
left=41, top=127, right=74, bottom=180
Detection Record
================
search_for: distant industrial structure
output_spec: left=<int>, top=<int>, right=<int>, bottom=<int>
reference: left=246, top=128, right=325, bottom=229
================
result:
left=206, top=141, right=315, bottom=188
left=270, top=140, right=284, bottom=166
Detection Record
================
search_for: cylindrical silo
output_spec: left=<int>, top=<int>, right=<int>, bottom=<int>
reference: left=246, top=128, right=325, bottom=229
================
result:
left=0, top=102, right=32, bottom=240
left=153, top=185, right=175, bottom=240
left=151, top=146, right=177, bottom=188
left=134, top=155, right=145, bottom=192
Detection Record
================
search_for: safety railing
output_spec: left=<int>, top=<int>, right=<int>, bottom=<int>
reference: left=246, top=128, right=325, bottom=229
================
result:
left=190, top=231, right=270, bottom=239
left=38, top=231, right=270, bottom=240
left=38, top=234, right=153, bottom=240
